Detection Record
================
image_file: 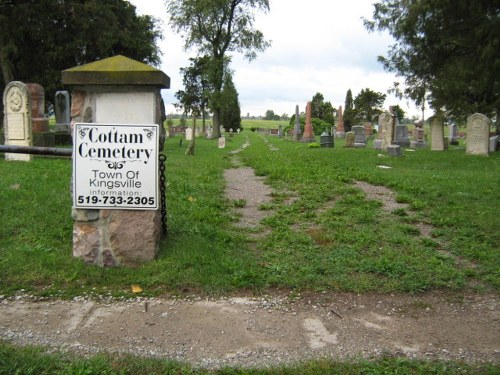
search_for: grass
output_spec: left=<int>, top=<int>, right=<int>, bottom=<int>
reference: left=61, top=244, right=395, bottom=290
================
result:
left=1, top=341, right=498, bottom=374
left=0, top=131, right=499, bottom=297
left=0, top=128, right=499, bottom=372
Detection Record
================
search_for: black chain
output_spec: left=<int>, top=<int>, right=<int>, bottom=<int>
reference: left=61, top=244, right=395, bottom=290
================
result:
left=159, top=153, right=168, bottom=234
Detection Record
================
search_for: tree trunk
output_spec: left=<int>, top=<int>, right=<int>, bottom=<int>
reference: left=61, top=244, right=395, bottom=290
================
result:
left=213, top=108, right=221, bottom=138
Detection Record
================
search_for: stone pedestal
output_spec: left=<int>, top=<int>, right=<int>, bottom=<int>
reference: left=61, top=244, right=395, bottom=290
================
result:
left=63, top=55, right=170, bottom=267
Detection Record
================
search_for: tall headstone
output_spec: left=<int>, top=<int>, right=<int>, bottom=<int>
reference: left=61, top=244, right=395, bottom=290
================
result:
left=185, top=127, right=193, bottom=141
left=352, top=125, right=366, bottom=147
left=379, top=111, right=393, bottom=150
left=54, top=90, right=71, bottom=133
left=430, top=116, right=445, bottom=151
left=448, top=123, right=459, bottom=145
left=301, top=101, right=315, bottom=142
left=25, top=83, right=49, bottom=132
left=345, top=131, right=355, bottom=148
left=466, top=113, right=490, bottom=155
left=336, top=105, right=345, bottom=138
left=2, top=81, right=33, bottom=161
left=292, top=104, right=302, bottom=141
left=62, top=55, right=170, bottom=267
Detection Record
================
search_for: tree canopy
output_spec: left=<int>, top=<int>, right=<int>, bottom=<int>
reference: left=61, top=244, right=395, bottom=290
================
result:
left=364, top=0, right=500, bottom=125
left=353, top=88, right=386, bottom=123
left=166, top=0, right=271, bottom=137
left=311, top=92, right=335, bottom=126
left=0, top=0, right=162, bottom=107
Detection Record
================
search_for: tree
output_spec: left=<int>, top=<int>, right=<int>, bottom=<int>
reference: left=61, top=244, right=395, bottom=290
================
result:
left=391, top=105, right=405, bottom=123
left=264, top=109, right=278, bottom=120
left=0, top=0, right=162, bottom=109
left=353, top=88, right=386, bottom=123
left=343, top=89, right=355, bottom=132
left=364, top=0, right=499, bottom=131
left=311, top=92, right=335, bottom=126
left=220, top=73, right=241, bottom=132
left=175, top=57, right=212, bottom=155
left=166, top=0, right=271, bottom=138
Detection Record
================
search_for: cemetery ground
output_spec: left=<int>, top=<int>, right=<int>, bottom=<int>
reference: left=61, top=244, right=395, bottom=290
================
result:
left=0, top=130, right=499, bottom=373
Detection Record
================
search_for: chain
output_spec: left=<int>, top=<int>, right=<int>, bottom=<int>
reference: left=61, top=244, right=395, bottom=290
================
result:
left=159, top=153, right=167, bottom=234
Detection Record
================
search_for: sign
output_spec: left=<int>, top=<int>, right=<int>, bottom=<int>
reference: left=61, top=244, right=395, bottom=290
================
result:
left=73, top=123, right=159, bottom=210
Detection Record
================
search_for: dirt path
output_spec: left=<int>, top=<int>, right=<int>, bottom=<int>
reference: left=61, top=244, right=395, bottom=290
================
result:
left=1, top=138, right=498, bottom=369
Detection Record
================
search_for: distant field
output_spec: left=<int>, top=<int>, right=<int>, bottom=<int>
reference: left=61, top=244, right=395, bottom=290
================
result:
left=165, top=118, right=288, bottom=130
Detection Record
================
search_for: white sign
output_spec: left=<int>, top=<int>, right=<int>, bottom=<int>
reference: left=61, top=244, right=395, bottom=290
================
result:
left=73, top=123, right=159, bottom=210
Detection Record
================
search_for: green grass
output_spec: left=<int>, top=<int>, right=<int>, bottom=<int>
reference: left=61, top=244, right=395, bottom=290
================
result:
left=1, top=341, right=497, bottom=374
left=0, top=133, right=499, bottom=372
left=0, top=132, right=499, bottom=298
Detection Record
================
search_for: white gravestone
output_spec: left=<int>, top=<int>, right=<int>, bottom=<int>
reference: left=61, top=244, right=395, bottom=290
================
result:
left=466, top=113, right=490, bottom=155
left=3, top=81, right=33, bottom=161
left=430, top=116, right=445, bottom=151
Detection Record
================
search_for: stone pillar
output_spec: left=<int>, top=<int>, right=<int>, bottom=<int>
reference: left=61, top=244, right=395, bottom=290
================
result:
left=62, top=55, right=170, bottom=267
left=301, top=101, right=315, bottom=143
left=379, top=112, right=393, bottom=150
left=292, top=104, right=302, bottom=141
left=336, top=105, right=345, bottom=138
left=430, top=116, right=445, bottom=151
left=2, top=81, right=33, bottom=161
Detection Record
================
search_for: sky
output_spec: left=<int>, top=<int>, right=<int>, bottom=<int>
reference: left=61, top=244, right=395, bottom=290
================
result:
left=128, top=0, right=425, bottom=119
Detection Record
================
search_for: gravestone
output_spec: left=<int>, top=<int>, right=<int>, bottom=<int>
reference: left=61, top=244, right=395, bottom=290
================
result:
left=345, top=131, right=355, bottom=148
left=301, top=101, right=315, bottom=142
left=292, top=105, right=302, bottom=141
left=449, top=123, right=459, bottom=145
left=62, top=55, right=170, bottom=267
left=430, top=116, right=445, bottom=151
left=185, top=127, right=193, bottom=141
left=410, top=121, right=426, bottom=148
left=352, top=125, right=366, bottom=147
left=54, top=90, right=71, bottom=132
left=336, top=105, right=345, bottom=138
left=26, top=83, right=49, bottom=132
left=373, top=139, right=383, bottom=150
left=490, top=136, right=499, bottom=152
left=218, top=135, right=226, bottom=148
left=466, top=113, right=490, bottom=155
left=378, top=112, right=393, bottom=150
left=363, top=122, right=373, bottom=138
left=278, top=124, right=283, bottom=138
left=3, top=81, right=33, bottom=161
left=394, top=125, right=410, bottom=147
left=206, top=126, right=213, bottom=138
left=387, top=144, right=402, bottom=157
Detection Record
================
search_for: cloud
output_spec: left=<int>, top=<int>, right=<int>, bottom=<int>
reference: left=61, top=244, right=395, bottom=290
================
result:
left=129, top=0, right=425, bottom=119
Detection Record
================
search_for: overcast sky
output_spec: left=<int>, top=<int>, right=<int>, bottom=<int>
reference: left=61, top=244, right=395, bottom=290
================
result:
left=128, top=0, right=424, bottom=119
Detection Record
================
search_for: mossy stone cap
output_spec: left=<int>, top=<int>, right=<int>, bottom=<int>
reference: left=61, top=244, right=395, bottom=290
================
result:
left=62, top=55, right=170, bottom=88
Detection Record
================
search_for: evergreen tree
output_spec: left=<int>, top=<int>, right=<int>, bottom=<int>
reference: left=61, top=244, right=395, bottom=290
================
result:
left=220, top=73, right=241, bottom=132
left=344, top=89, right=355, bottom=132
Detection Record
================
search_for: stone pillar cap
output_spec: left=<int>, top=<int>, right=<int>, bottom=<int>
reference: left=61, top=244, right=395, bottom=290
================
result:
left=62, top=55, right=170, bottom=88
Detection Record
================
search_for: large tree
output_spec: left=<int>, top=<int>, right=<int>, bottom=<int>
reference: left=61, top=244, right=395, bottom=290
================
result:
left=166, top=0, right=271, bottom=138
left=353, top=88, right=386, bottom=124
left=0, top=0, right=162, bottom=110
left=364, top=0, right=499, bottom=130
left=343, top=89, right=355, bottom=132
left=311, top=92, right=335, bottom=126
left=220, top=73, right=241, bottom=132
